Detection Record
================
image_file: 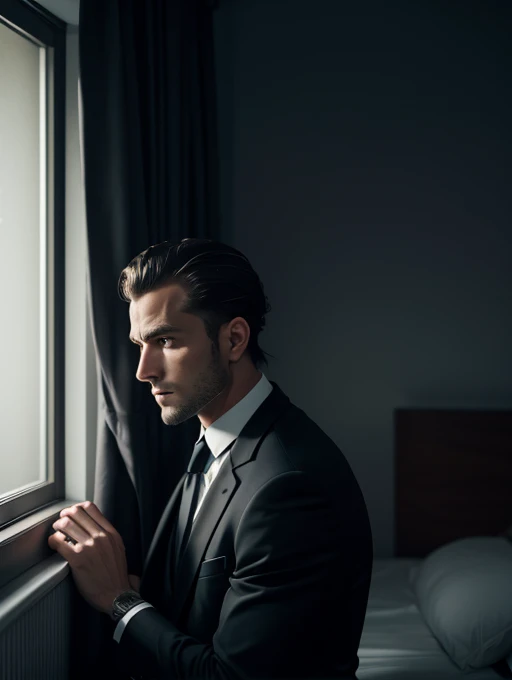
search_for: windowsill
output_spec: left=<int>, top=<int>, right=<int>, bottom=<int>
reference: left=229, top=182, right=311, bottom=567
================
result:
left=0, top=499, right=81, bottom=590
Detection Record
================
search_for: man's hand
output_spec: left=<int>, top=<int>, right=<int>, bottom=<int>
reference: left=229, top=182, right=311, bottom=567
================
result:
left=48, top=501, right=133, bottom=615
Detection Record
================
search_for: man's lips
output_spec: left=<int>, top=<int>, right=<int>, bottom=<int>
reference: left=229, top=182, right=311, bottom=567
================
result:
left=154, top=391, right=174, bottom=404
left=152, top=390, right=173, bottom=404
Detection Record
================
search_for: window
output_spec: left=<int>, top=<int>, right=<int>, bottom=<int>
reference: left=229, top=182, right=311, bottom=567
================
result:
left=0, top=0, right=65, bottom=529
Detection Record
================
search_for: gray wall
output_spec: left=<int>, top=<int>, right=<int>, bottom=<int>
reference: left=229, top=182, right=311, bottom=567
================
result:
left=214, top=0, right=512, bottom=557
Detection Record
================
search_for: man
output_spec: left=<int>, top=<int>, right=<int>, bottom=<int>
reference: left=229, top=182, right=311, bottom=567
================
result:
left=49, top=238, right=373, bottom=679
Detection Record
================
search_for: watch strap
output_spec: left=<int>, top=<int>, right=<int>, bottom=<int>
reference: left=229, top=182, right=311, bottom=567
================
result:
left=111, top=589, right=145, bottom=623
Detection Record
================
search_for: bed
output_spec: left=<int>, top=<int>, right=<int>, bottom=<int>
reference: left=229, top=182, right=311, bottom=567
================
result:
left=357, top=409, right=512, bottom=680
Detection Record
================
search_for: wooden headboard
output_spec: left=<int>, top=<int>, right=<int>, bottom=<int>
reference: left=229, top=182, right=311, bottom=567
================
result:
left=394, top=409, right=512, bottom=558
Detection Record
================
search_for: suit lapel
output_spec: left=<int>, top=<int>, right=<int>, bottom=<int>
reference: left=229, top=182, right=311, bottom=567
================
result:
left=170, top=459, right=239, bottom=620
left=140, top=472, right=186, bottom=601
left=170, top=383, right=290, bottom=621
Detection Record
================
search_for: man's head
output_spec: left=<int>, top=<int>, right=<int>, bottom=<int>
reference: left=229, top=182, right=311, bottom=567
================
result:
left=119, top=239, right=270, bottom=426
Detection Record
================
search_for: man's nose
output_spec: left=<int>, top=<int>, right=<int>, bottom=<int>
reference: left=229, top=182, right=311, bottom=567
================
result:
left=136, top=346, right=161, bottom=383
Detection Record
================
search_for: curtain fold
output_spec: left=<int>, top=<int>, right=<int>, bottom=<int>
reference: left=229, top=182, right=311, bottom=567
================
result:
left=75, top=1, right=220, bottom=674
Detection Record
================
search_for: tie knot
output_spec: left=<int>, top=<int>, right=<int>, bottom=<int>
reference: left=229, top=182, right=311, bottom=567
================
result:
left=188, top=438, right=215, bottom=474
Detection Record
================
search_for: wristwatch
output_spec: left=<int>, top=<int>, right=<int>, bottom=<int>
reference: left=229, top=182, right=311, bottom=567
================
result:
left=111, top=589, right=145, bottom=623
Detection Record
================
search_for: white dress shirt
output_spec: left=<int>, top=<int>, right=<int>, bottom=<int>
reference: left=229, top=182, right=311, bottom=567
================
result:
left=194, top=373, right=273, bottom=519
left=113, top=374, right=273, bottom=643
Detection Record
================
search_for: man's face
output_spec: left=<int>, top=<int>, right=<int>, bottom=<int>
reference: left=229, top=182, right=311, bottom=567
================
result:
left=129, top=283, right=230, bottom=426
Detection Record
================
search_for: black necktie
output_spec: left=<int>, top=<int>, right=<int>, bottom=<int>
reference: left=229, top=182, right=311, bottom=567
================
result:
left=175, top=438, right=216, bottom=562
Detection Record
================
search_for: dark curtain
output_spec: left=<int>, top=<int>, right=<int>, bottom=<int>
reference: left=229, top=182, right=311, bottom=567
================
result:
left=74, top=0, right=220, bottom=675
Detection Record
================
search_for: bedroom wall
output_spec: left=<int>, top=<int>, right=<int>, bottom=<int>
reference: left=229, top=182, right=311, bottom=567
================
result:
left=214, top=0, right=512, bottom=557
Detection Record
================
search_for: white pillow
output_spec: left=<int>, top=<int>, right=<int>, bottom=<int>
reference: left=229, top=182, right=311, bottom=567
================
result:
left=412, top=536, right=512, bottom=671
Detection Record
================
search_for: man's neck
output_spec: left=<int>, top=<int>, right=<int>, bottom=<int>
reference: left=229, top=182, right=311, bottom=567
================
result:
left=198, top=361, right=262, bottom=429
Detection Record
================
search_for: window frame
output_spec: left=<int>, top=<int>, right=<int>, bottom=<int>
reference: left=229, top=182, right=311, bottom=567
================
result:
left=0, top=0, right=66, bottom=530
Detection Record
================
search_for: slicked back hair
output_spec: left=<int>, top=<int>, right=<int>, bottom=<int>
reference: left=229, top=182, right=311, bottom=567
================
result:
left=118, top=238, right=271, bottom=366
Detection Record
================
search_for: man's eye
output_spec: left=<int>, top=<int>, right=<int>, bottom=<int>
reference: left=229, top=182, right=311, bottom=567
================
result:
left=158, top=337, right=174, bottom=348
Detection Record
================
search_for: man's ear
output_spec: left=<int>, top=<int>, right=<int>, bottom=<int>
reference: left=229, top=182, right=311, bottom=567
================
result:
left=226, top=317, right=250, bottom=361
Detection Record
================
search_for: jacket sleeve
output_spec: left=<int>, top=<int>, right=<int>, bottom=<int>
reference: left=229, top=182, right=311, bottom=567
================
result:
left=115, top=470, right=372, bottom=679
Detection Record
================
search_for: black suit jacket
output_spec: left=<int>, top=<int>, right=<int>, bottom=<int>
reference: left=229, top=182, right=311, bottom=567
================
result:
left=115, top=383, right=373, bottom=679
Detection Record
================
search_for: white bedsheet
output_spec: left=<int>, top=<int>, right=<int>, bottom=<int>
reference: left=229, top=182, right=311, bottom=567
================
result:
left=357, top=559, right=503, bottom=680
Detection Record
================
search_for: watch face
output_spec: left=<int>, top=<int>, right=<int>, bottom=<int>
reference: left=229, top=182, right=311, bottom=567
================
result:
left=112, top=590, right=143, bottom=621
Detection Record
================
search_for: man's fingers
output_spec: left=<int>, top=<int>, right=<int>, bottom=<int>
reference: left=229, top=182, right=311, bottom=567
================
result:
left=62, top=502, right=118, bottom=537
left=48, top=529, right=78, bottom=557
left=53, top=516, right=90, bottom=544
left=59, top=502, right=128, bottom=580
left=73, top=502, right=127, bottom=555
left=59, top=504, right=112, bottom=539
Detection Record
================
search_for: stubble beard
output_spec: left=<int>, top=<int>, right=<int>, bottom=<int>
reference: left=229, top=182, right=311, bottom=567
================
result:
left=160, top=344, right=229, bottom=426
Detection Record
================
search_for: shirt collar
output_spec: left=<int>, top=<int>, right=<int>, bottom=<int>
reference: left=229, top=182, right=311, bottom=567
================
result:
left=198, top=374, right=273, bottom=458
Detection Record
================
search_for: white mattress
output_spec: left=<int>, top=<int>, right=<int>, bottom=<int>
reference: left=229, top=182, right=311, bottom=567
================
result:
left=357, top=559, right=504, bottom=680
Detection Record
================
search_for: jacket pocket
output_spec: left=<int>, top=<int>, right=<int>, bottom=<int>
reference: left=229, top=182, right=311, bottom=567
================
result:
left=198, top=555, right=226, bottom=578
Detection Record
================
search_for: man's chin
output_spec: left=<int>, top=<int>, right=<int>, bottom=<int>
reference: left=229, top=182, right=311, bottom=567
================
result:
left=161, top=408, right=181, bottom=426
left=160, top=405, right=192, bottom=427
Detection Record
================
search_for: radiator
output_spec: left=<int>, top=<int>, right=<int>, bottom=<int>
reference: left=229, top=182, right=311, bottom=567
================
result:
left=0, top=555, right=71, bottom=680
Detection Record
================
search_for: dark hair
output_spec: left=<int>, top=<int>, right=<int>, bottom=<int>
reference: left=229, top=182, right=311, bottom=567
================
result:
left=118, top=238, right=271, bottom=366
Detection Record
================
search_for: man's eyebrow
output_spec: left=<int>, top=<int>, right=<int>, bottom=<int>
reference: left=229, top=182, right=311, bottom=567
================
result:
left=129, top=324, right=183, bottom=344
